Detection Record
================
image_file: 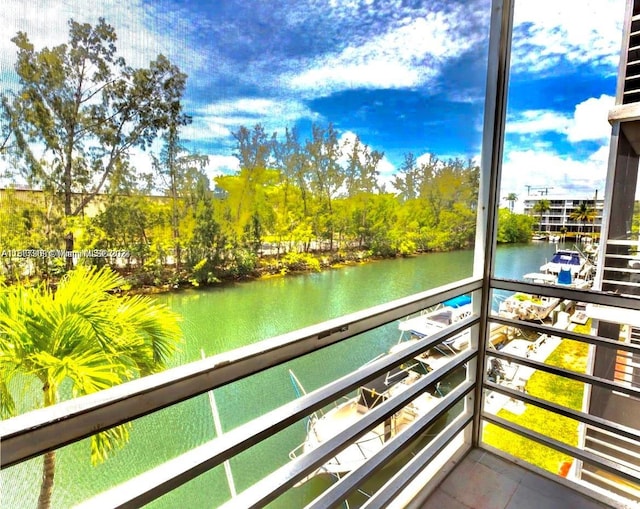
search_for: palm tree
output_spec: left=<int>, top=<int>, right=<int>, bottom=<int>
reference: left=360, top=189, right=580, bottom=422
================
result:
left=504, top=192, right=518, bottom=212
left=0, top=266, right=182, bottom=509
left=532, top=199, right=550, bottom=233
left=570, top=202, right=596, bottom=235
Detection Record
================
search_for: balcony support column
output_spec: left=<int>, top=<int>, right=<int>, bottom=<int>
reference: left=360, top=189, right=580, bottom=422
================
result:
left=472, top=0, right=515, bottom=447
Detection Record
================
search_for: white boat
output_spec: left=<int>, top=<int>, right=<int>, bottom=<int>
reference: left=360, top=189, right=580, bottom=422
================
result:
left=396, top=296, right=472, bottom=354
left=540, top=248, right=589, bottom=277
left=521, top=270, right=592, bottom=289
left=288, top=367, right=440, bottom=480
left=498, top=292, right=560, bottom=321
left=288, top=297, right=475, bottom=483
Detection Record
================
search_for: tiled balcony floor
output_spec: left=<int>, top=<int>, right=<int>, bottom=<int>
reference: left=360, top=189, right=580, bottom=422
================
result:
left=421, top=449, right=613, bottom=509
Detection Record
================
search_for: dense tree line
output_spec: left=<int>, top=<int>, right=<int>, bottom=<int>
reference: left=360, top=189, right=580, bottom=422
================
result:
left=0, top=122, right=485, bottom=287
left=0, top=18, right=533, bottom=290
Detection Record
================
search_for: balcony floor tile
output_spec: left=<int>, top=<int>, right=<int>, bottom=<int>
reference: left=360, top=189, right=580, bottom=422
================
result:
left=421, top=450, right=613, bottom=509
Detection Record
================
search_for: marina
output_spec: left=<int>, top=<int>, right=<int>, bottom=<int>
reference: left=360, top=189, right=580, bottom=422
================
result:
left=287, top=241, right=595, bottom=487
left=3, top=242, right=581, bottom=508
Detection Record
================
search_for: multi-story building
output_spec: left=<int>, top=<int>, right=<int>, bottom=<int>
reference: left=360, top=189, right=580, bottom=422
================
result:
left=523, top=194, right=605, bottom=236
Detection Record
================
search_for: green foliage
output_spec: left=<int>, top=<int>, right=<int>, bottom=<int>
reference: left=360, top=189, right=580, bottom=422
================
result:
left=532, top=199, right=551, bottom=231
left=504, top=192, right=518, bottom=212
left=483, top=339, right=589, bottom=473
left=0, top=266, right=181, bottom=507
left=2, top=18, right=187, bottom=269
left=1, top=119, right=490, bottom=288
left=570, top=202, right=597, bottom=233
left=189, top=258, right=220, bottom=286
left=497, top=208, right=535, bottom=243
left=281, top=252, right=321, bottom=272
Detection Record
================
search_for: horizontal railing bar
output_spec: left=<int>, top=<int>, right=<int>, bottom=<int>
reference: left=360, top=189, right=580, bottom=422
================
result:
left=581, top=468, right=640, bottom=498
left=489, top=315, right=640, bottom=355
left=482, top=414, right=640, bottom=486
left=491, top=277, right=640, bottom=311
left=77, top=342, right=477, bottom=508
left=1, top=278, right=481, bottom=468
left=361, top=414, right=473, bottom=509
left=585, top=422, right=640, bottom=443
left=607, top=239, right=640, bottom=246
left=216, top=352, right=476, bottom=509
left=483, top=381, right=640, bottom=443
left=487, top=348, right=640, bottom=399
left=585, top=438, right=640, bottom=465
left=305, top=381, right=475, bottom=509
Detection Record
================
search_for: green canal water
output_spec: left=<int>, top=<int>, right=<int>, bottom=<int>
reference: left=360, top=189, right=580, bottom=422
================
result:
left=3, top=242, right=563, bottom=508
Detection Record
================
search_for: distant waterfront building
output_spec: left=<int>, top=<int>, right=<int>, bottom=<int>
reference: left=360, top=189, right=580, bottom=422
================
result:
left=523, top=194, right=604, bottom=235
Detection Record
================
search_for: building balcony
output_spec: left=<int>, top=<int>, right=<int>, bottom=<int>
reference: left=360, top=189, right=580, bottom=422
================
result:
left=423, top=449, right=610, bottom=509
left=2, top=277, right=639, bottom=508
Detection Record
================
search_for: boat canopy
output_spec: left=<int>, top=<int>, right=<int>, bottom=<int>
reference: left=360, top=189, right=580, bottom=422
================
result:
left=442, top=295, right=471, bottom=308
left=550, top=251, right=582, bottom=266
left=398, top=310, right=451, bottom=334
left=358, top=368, right=409, bottom=409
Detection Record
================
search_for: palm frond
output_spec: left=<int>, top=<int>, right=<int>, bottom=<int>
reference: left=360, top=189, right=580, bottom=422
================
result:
left=0, top=264, right=182, bottom=466
left=0, top=379, right=17, bottom=419
left=90, top=423, right=132, bottom=465
left=115, top=295, right=182, bottom=372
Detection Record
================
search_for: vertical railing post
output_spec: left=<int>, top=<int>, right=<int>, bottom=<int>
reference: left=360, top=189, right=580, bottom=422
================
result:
left=472, top=0, right=515, bottom=447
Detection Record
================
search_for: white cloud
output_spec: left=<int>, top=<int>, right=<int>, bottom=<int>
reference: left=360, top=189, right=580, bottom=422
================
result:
left=0, top=0, right=207, bottom=89
left=287, top=6, right=482, bottom=95
left=507, top=94, right=614, bottom=142
left=511, top=0, right=625, bottom=73
left=376, top=156, right=396, bottom=191
left=186, top=98, right=321, bottom=145
left=501, top=146, right=609, bottom=198
left=507, top=111, right=571, bottom=136
left=566, top=95, right=615, bottom=142
left=502, top=94, right=615, bottom=200
left=204, top=155, right=239, bottom=180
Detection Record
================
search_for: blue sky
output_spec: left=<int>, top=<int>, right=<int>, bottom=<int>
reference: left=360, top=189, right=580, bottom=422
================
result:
left=0, top=0, right=626, bottom=205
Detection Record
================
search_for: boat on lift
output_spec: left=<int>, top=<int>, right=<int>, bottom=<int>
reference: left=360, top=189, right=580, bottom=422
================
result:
left=539, top=248, right=590, bottom=278
left=288, top=366, right=440, bottom=482
left=396, top=295, right=472, bottom=354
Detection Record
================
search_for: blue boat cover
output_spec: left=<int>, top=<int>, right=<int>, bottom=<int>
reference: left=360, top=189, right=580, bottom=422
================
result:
left=550, top=251, right=581, bottom=265
left=557, top=268, right=572, bottom=285
left=443, top=295, right=472, bottom=308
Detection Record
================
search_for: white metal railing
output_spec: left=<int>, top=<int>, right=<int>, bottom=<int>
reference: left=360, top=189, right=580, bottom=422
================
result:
left=482, top=276, right=640, bottom=506
left=1, top=279, right=481, bottom=508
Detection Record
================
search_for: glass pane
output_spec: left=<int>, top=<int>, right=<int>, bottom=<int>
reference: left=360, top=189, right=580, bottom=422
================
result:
left=495, top=0, right=625, bottom=276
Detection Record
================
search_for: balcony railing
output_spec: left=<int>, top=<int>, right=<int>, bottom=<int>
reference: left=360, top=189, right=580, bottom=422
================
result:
left=3, top=274, right=640, bottom=508
left=1, top=278, right=483, bottom=508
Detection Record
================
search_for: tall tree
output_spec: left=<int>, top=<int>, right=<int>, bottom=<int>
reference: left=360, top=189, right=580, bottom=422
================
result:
left=505, top=192, right=518, bottom=212
left=306, top=123, right=343, bottom=250
left=343, top=135, right=382, bottom=247
left=153, top=122, right=208, bottom=270
left=5, top=18, right=187, bottom=268
left=393, top=152, right=421, bottom=202
left=570, top=202, right=596, bottom=234
left=0, top=266, right=181, bottom=509
left=230, top=124, right=276, bottom=253
left=272, top=128, right=307, bottom=253
left=532, top=199, right=551, bottom=233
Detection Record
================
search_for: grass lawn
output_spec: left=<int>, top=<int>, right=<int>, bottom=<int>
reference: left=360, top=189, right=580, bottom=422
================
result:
left=482, top=325, right=590, bottom=474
